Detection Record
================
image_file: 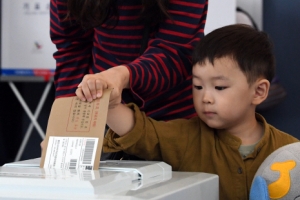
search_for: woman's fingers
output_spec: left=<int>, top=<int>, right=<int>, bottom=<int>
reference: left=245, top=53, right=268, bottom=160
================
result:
left=78, top=75, right=93, bottom=101
left=76, top=75, right=108, bottom=102
left=76, top=68, right=127, bottom=104
left=75, top=86, right=86, bottom=101
left=96, top=79, right=104, bottom=98
left=80, top=78, right=94, bottom=102
left=86, top=78, right=97, bottom=100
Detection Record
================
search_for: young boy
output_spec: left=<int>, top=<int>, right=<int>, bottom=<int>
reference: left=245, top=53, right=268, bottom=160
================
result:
left=96, top=25, right=298, bottom=199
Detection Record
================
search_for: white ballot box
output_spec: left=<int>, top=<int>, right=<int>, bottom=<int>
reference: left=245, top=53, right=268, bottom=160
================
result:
left=0, top=158, right=219, bottom=200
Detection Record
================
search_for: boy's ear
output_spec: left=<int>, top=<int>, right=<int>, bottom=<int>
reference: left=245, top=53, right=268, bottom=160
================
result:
left=252, top=79, right=270, bottom=105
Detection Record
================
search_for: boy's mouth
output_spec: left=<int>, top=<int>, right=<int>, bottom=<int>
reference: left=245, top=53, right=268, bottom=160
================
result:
left=203, top=111, right=216, bottom=116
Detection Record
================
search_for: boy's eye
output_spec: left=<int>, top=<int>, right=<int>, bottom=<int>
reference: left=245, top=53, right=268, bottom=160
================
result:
left=194, top=85, right=203, bottom=90
left=215, top=86, right=227, bottom=90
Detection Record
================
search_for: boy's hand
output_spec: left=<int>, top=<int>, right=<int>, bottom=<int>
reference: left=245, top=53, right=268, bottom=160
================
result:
left=75, top=65, right=130, bottom=108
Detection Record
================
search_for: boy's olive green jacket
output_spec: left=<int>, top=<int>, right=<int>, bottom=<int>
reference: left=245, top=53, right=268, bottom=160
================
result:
left=104, top=103, right=299, bottom=200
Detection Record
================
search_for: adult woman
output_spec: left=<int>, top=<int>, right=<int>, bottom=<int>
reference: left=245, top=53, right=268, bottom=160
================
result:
left=50, top=0, right=208, bottom=121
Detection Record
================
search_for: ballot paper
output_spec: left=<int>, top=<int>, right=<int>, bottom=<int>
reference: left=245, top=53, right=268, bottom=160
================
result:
left=40, top=89, right=112, bottom=170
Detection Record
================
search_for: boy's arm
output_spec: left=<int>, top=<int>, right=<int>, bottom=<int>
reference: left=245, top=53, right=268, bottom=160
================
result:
left=106, top=103, right=135, bottom=136
left=103, top=103, right=196, bottom=170
left=103, top=103, right=163, bottom=161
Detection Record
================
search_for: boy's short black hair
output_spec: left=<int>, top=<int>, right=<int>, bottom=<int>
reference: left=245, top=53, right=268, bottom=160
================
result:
left=192, top=24, right=275, bottom=84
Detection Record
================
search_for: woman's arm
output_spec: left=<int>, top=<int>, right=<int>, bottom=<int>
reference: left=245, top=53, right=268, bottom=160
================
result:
left=50, top=0, right=94, bottom=98
left=126, top=0, right=208, bottom=99
left=75, top=0, right=208, bottom=108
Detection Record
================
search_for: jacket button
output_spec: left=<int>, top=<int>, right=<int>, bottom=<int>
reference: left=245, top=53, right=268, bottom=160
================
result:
left=238, top=167, right=243, bottom=174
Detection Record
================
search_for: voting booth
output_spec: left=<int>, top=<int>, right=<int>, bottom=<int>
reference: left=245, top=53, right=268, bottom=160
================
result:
left=0, top=0, right=57, bottom=162
left=0, top=0, right=56, bottom=79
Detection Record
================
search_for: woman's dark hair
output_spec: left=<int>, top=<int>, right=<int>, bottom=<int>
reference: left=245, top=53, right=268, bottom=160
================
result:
left=67, top=0, right=170, bottom=29
left=192, top=24, right=275, bottom=84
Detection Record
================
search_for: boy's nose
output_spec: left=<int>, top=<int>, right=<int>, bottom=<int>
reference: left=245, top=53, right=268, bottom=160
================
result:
left=202, top=91, right=213, bottom=104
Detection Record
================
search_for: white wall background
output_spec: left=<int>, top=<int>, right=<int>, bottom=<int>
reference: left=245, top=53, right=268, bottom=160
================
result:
left=236, top=0, right=263, bottom=30
left=205, top=0, right=263, bottom=34
left=205, top=0, right=236, bottom=34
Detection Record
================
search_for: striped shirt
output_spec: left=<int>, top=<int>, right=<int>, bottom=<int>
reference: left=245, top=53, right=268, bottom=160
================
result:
left=50, top=0, right=208, bottom=121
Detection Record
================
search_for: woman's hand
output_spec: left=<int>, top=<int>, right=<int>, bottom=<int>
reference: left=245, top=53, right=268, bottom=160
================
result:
left=75, top=65, right=130, bottom=108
